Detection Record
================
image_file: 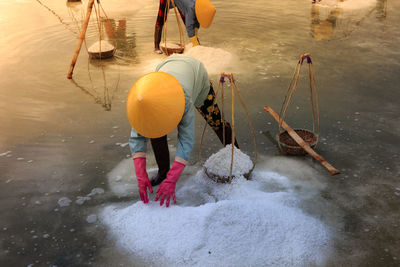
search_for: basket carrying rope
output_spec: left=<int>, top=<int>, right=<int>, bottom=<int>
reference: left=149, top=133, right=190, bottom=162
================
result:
left=87, top=0, right=117, bottom=59
left=200, top=73, right=257, bottom=183
left=161, top=0, right=186, bottom=55
left=278, top=53, right=320, bottom=155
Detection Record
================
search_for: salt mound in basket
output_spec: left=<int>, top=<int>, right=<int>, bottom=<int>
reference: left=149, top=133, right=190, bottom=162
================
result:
left=160, top=42, right=184, bottom=54
left=88, top=40, right=115, bottom=59
left=204, top=146, right=253, bottom=183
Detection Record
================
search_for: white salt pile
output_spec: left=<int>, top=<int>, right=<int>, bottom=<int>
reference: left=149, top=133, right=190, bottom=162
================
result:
left=101, top=156, right=332, bottom=266
left=339, top=0, right=376, bottom=10
left=181, top=44, right=234, bottom=74
left=204, top=146, right=253, bottom=178
left=88, top=41, right=115, bottom=58
left=318, top=0, right=376, bottom=9
left=88, top=41, right=115, bottom=53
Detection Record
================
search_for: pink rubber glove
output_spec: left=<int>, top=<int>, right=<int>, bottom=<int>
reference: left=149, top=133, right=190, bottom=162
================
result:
left=133, top=157, right=153, bottom=203
left=155, top=161, right=185, bottom=207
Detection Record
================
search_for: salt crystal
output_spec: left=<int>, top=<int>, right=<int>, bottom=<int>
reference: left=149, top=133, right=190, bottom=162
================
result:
left=119, top=143, right=129, bottom=148
left=89, top=140, right=95, bottom=144
left=87, top=188, right=105, bottom=197
left=204, top=146, right=253, bottom=178
left=86, top=214, right=97, bottom=224
left=0, top=151, right=11, bottom=157
left=76, top=196, right=91, bottom=205
left=58, top=197, right=72, bottom=207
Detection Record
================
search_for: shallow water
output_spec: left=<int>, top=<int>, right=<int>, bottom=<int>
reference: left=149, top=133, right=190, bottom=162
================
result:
left=0, top=0, right=399, bottom=266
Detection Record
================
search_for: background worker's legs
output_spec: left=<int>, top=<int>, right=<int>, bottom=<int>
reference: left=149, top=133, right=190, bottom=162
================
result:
left=150, top=135, right=170, bottom=186
left=196, top=84, right=239, bottom=148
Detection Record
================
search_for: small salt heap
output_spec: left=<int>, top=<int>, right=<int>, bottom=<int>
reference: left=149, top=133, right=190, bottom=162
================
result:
left=88, top=40, right=115, bottom=59
left=204, top=146, right=253, bottom=180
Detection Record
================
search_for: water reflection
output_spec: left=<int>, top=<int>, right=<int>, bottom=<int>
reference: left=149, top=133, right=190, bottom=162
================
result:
left=103, top=18, right=137, bottom=63
left=70, top=58, right=120, bottom=111
left=375, top=0, right=387, bottom=21
left=310, top=3, right=342, bottom=40
left=310, top=0, right=388, bottom=40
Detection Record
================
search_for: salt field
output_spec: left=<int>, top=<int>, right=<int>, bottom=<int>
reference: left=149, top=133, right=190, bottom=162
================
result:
left=1, top=0, right=399, bottom=266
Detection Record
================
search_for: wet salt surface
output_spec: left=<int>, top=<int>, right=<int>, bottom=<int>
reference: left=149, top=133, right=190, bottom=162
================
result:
left=101, top=156, right=332, bottom=266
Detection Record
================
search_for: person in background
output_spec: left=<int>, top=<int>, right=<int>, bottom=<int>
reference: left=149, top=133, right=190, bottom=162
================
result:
left=154, top=0, right=185, bottom=54
left=154, top=0, right=200, bottom=54
left=127, top=56, right=238, bottom=207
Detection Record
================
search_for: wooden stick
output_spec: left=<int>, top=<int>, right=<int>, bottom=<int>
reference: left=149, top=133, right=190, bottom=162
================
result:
left=264, top=106, right=340, bottom=176
left=67, top=0, right=95, bottom=79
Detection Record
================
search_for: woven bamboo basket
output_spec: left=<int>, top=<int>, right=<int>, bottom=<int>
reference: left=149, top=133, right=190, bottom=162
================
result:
left=160, top=42, right=184, bottom=55
left=201, top=73, right=257, bottom=184
left=205, top=168, right=251, bottom=183
left=278, top=129, right=317, bottom=155
left=88, top=41, right=115, bottom=59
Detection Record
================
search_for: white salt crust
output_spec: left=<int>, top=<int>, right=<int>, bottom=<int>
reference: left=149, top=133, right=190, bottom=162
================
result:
left=88, top=41, right=115, bottom=53
left=101, top=164, right=331, bottom=266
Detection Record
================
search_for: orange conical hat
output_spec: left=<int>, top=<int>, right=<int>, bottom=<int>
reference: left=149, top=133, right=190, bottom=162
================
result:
left=126, top=72, right=185, bottom=138
left=195, top=0, right=216, bottom=28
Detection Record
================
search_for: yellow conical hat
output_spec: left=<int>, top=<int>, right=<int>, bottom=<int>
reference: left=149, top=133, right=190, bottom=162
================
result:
left=195, top=0, right=216, bottom=28
left=126, top=72, right=185, bottom=138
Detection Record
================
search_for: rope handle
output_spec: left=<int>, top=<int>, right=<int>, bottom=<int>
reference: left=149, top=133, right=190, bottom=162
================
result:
left=162, top=0, right=185, bottom=56
left=278, top=53, right=320, bottom=152
left=199, top=73, right=258, bottom=183
left=91, top=1, right=118, bottom=58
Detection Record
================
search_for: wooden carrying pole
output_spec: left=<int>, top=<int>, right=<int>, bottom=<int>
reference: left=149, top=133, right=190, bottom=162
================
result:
left=264, top=106, right=340, bottom=176
left=67, top=0, right=95, bottom=79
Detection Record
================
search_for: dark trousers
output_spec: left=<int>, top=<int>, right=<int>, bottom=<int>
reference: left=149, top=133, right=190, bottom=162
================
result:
left=150, top=84, right=238, bottom=185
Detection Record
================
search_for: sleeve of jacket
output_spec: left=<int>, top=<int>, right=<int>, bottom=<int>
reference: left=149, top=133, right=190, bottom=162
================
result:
left=129, top=128, right=148, bottom=155
left=176, top=101, right=195, bottom=161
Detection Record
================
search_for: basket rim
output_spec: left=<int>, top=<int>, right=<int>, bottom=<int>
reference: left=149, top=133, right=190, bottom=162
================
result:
left=277, top=128, right=318, bottom=149
left=204, top=166, right=251, bottom=183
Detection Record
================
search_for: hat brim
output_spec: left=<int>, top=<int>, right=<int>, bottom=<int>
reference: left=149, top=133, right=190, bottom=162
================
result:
left=127, top=72, right=185, bottom=138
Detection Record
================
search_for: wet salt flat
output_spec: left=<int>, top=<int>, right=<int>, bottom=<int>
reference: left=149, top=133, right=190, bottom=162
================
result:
left=1, top=0, right=400, bottom=266
left=102, top=162, right=331, bottom=266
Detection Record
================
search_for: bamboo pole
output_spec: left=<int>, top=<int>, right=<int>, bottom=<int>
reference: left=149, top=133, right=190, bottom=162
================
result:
left=67, top=0, right=95, bottom=79
left=264, top=106, right=340, bottom=176
left=228, top=74, right=235, bottom=183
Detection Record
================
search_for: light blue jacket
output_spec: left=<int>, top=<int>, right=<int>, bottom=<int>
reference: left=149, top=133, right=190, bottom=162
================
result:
left=171, top=0, right=198, bottom=37
left=129, top=56, right=210, bottom=161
